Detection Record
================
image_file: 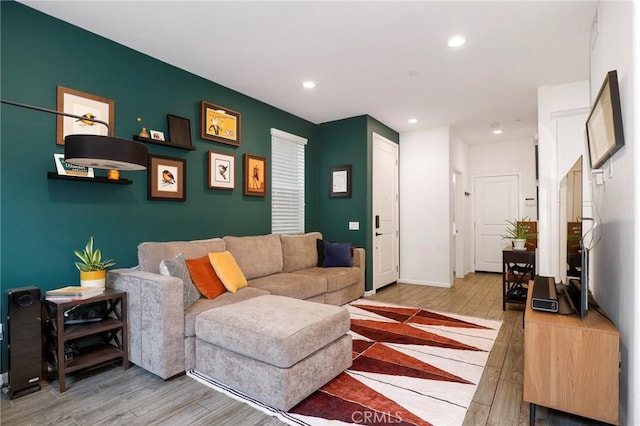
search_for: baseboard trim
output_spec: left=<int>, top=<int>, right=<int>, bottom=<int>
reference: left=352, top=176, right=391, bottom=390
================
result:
left=398, top=278, right=452, bottom=288
left=364, top=289, right=376, bottom=297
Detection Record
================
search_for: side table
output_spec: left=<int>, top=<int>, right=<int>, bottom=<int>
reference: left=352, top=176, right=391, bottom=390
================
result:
left=502, top=246, right=536, bottom=310
left=43, top=289, right=128, bottom=392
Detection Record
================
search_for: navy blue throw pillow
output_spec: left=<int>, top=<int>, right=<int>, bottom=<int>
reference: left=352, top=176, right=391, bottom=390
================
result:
left=322, top=240, right=352, bottom=267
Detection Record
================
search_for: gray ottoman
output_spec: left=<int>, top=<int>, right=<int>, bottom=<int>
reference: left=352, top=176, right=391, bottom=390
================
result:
left=195, top=295, right=352, bottom=411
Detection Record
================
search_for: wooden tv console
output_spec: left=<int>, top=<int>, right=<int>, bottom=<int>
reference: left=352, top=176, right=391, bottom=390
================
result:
left=523, top=281, right=619, bottom=425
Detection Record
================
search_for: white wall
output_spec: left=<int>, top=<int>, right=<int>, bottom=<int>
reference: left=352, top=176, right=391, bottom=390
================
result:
left=469, top=138, right=538, bottom=220
left=537, top=81, right=590, bottom=277
left=588, top=2, right=637, bottom=424
left=399, top=127, right=452, bottom=287
left=451, top=131, right=473, bottom=275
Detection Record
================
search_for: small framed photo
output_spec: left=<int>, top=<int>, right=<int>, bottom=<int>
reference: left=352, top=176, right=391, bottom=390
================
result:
left=167, top=114, right=193, bottom=148
left=149, top=130, right=165, bottom=141
left=243, top=153, right=266, bottom=196
left=208, top=151, right=235, bottom=190
left=148, top=155, right=186, bottom=201
left=54, top=153, right=94, bottom=178
left=201, top=101, right=241, bottom=146
left=329, top=165, right=352, bottom=198
left=56, top=86, right=115, bottom=146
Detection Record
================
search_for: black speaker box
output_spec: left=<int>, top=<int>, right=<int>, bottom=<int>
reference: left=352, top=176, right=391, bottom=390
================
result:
left=6, top=286, right=42, bottom=398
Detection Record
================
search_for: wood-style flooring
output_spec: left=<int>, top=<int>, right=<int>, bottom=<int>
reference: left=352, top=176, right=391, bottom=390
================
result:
left=1, top=273, right=605, bottom=425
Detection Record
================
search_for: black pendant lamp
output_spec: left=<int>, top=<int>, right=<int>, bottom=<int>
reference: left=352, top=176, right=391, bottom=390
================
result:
left=1, top=99, right=148, bottom=170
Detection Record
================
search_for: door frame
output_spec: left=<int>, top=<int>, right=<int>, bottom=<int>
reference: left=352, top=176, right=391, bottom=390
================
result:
left=453, top=170, right=464, bottom=279
left=372, top=132, right=399, bottom=291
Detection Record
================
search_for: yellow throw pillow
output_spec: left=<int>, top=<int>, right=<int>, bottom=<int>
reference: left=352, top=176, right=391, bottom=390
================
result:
left=208, top=251, right=248, bottom=293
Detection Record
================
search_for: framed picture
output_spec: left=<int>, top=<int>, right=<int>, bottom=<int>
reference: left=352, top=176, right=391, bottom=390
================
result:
left=56, top=86, right=115, bottom=145
left=149, top=130, right=165, bottom=141
left=167, top=114, right=193, bottom=148
left=200, top=101, right=241, bottom=146
left=243, top=153, right=266, bottom=196
left=329, top=165, right=352, bottom=198
left=148, top=155, right=186, bottom=201
left=53, top=153, right=94, bottom=178
left=208, top=151, right=235, bottom=190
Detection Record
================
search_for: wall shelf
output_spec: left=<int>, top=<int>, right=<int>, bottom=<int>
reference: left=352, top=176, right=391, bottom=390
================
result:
left=47, top=172, right=133, bottom=185
left=133, top=135, right=195, bottom=151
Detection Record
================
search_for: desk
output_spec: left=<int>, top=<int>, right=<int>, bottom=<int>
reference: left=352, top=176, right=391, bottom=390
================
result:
left=523, top=282, right=619, bottom=424
left=502, top=247, right=535, bottom=310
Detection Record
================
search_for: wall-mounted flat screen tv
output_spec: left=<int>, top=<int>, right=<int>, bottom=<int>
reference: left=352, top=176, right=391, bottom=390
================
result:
left=585, top=70, right=625, bottom=170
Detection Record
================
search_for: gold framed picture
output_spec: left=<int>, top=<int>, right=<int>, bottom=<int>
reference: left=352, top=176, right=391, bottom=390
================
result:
left=243, top=153, right=266, bottom=196
left=56, top=86, right=115, bottom=145
left=200, top=101, right=241, bottom=146
left=148, top=155, right=186, bottom=201
left=208, top=151, right=235, bottom=190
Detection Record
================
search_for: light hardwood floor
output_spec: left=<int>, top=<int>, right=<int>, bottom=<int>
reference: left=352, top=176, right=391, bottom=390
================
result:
left=1, top=273, right=605, bottom=425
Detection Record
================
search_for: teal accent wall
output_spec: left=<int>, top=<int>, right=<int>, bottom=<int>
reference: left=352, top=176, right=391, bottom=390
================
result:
left=0, top=2, right=320, bottom=370
left=317, top=116, right=398, bottom=291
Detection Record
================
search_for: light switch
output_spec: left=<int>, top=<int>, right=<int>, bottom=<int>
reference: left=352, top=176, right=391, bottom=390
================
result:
left=349, top=221, right=360, bottom=231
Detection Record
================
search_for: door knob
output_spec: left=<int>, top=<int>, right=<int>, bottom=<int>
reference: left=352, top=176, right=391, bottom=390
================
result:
left=375, top=232, right=383, bottom=236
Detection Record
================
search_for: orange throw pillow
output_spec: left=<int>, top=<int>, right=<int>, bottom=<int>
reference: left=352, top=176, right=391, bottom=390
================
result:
left=185, top=255, right=226, bottom=300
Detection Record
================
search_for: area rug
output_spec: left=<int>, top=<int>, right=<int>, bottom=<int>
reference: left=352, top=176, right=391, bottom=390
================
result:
left=187, top=299, right=502, bottom=425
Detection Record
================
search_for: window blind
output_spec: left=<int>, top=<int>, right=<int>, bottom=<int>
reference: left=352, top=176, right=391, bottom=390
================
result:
left=271, top=129, right=306, bottom=234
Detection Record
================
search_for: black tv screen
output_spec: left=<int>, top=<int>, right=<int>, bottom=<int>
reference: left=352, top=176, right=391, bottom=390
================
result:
left=586, top=70, right=625, bottom=170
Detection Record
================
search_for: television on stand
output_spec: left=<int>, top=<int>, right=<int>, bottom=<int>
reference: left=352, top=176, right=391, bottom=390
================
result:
left=558, top=156, right=591, bottom=318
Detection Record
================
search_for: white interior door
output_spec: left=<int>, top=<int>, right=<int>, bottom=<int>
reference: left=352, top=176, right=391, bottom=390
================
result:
left=373, top=133, right=399, bottom=290
left=474, top=175, right=519, bottom=272
left=453, top=171, right=464, bottom=278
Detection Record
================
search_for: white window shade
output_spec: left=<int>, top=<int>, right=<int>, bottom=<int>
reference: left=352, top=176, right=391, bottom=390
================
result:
left=271, top=129, right=306, bottom=234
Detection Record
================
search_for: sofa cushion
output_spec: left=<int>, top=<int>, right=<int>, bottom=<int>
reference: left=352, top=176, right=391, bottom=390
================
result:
left=322, top=240, right=352, bottom=267
left=208, top=251, right=248, bottom=293
left=184, top=287, right=270, bottom=337
left=185, top=255, right=226, bottom=300
left=295, top=267, right=361, bottom=293
left=248, top=272, right=327, bottom=300
left=280, top=232, right=322, bottom=272
left=158, top=253, right=201, bottom=309
left=138, top=237, right=226, bottom=273
left=224, top=234, right=283, bottom=280
left=195, top=295, right=350, bottom=368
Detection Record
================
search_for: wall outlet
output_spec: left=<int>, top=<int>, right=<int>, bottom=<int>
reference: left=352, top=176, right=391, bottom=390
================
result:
left=348, top=221, right=359, bottom=231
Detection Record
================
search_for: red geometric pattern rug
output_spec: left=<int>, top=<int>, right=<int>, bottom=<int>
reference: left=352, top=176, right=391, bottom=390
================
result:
left=187, top=299, right=501, bottom=425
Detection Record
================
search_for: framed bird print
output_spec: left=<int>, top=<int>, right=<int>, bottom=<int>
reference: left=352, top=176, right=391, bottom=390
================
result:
left=243, top=153, right=266, bottom=196
left=200, top=101, right=241, bottom=146
left=148, top=155, right=186, bottom=201
left=208, top=151, right=235, bottom=190
left=56, top=86, right=115, bottom=145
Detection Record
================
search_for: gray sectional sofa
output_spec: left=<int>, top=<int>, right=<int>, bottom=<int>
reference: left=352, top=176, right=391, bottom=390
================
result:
left=107, top=232, right=364, bottom=380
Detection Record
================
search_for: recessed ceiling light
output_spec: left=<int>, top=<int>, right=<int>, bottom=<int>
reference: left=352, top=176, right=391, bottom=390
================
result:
left=447, top=35, right=466, bottom=48
left=302, top=81, right=316, bottom=89
left=492, top=129, right=503, bottom=135
left=408, top=118, right=418, bottom=124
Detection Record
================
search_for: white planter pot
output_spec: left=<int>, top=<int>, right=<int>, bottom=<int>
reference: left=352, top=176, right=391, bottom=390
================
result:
left=513, top=239, right=527, bottom=251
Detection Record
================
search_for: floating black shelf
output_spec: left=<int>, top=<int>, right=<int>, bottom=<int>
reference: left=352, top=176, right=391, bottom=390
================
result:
left=133, top=135, right=195, bottom=151
left=47, top=172, right=133, bottom=185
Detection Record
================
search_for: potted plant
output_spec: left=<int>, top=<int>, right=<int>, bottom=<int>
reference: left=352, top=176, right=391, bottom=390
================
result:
left=502, top=217, right=537, bottom=251
left=74, top=236, right=116, bottom=288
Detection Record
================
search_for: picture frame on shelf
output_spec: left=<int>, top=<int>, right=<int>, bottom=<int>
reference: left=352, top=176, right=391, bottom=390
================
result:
left=149, top=130, right=165, bottom=141
left=167, top=114, right=193, bottom=148
left=53, top=153, right=94, bottom=178
left=329, top=164, right=351, bottom=198
left=148, top=155, right=186, bottom=201
left=56, top=86, right=115, bottom=146
left=200, top=101, right=241, bottom=146
left=243, top=153, right=266, bottom=196
left=208, top=151, right=235, bottom=190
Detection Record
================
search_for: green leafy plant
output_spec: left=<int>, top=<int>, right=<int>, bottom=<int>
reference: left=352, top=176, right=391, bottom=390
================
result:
left=501, top=217, right=538, bottom=240
left=74, top=236, right=116, bottom=272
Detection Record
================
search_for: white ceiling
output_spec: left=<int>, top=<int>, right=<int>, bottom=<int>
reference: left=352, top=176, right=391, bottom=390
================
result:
left=21, top=1, right=598, bottom=144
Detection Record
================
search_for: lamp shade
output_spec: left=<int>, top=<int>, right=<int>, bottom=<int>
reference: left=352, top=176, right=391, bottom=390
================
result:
left=64, top=135, right=148, bottom=170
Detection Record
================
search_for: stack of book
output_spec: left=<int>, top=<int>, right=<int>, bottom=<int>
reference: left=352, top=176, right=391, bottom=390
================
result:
left=45, top=286, right=104, bottom=301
